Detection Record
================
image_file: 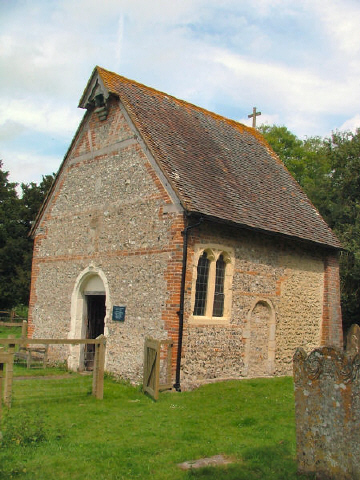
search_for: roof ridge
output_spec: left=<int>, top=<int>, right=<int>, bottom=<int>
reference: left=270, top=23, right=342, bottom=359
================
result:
left=96, top=65, right=257, bottom=137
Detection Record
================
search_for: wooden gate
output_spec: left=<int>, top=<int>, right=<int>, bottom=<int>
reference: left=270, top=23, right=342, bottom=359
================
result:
left=143, top=338, right=173, bottom=400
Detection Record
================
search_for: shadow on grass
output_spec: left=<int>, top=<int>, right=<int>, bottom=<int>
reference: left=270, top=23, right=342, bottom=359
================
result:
left=183, top=445, right=316, bottom=480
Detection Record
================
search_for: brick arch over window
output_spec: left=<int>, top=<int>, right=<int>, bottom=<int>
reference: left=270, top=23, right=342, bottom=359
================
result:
left=68, top=264, right=111, bottom=371
left=190, top=245, right=234, bottom=325
left=243, top=298, right=276, bottom=377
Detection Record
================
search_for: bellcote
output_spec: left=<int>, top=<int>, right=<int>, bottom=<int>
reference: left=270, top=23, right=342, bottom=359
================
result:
left=78, top=67, right=110, bottom=121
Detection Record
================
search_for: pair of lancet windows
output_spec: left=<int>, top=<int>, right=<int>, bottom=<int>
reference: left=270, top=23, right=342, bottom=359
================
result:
left=192, top=247, right=233, bottom=323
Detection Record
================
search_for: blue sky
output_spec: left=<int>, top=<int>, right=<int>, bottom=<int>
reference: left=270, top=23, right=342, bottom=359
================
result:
left=1, top=0, right=360, bottom=186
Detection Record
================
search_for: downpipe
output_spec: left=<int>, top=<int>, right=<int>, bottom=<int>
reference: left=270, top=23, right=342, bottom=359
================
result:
left=174, top=217, right=203, bottom=392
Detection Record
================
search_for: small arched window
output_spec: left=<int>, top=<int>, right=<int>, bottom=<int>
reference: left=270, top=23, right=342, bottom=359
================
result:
left=193, top=251, right=210, bottom=316
left=213, top=254, right=225, bottom=317
left=191, top=246, right=234, bottom=324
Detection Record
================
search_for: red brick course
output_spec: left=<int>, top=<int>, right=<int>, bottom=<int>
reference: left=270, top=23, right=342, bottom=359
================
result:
left=321, top=253, right=343, bottom=347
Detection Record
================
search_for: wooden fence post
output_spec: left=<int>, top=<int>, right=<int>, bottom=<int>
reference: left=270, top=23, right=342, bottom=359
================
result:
left=92, top=335, right=106, bottom=400
left=4, top=336, right=15, bottom=408
left=165, top=341, right=173, bottom=389
left=21, top=321, right=27, bottom=344
left=92, top=341, right=98, bottom=397
left=0, top=349, right=12, bottom=420
left=0, top=359, right=3, bottom=426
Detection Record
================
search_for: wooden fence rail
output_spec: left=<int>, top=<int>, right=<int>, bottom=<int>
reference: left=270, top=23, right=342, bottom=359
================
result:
left=143, top=338, right=173, bottom=400
left=0, top=310, right=16, bottom=321
left=0, top=310, right=27, bottom=323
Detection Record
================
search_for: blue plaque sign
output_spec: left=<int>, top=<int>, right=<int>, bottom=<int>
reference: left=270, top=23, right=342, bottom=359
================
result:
left=112, top=306, right=126, bottom=322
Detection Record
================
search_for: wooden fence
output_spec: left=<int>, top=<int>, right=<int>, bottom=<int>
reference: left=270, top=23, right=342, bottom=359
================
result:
left=143, top=337, right=173, bottom=400
left=0, top=310, right=17, bottom=321
left=0, top=319, right=27, bottom=338
left=0, top=309, right=27, bottom=338
left=0, top=310, right=26, bottom=325
left=0, top=335, right=107, bottom=413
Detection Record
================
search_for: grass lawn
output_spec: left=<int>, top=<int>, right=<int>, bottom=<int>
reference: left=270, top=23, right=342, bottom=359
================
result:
left=0, top=374, right=314, bottom=480
left=0, top=324, right=23, bottom=339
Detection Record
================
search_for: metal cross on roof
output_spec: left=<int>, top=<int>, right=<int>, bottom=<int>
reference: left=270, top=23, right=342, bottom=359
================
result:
left=248, top=107, right=261, bottom=128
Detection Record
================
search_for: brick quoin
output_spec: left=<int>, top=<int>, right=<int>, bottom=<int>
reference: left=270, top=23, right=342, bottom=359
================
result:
left=27, top=234, right=44, bottom=338
left=161, top=214, right=186, bottom=376
left=321, top=252, right=343, bottom=347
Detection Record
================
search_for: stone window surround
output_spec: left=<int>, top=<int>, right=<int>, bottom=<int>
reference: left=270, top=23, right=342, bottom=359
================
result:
left=189, top=244, right=234, bottom=325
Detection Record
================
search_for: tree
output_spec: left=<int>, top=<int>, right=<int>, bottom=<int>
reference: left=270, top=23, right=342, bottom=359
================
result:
left=259, top=125, right=306, bottom=185
left=321, top=129, right=360, bottom=330
left=21, top=175, right=54, bottom=229
left=0, top=161, right=28, bottom=307
left=259, top=125, right=332, bottom=203
left=260, top=125, right=360, bottom=331
left=0, top=162, right=54, bottom=309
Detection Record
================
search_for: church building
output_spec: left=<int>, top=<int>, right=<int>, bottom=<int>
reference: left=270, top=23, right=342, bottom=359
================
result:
left=28, top=66, right=342, bottom=389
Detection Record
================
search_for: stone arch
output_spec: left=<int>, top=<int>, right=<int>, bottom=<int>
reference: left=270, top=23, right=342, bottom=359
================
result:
left=200, top=247, right=216, bottom=262
left=68, top=264, right=111, bottom=371
left=243, top=298, right=276, bottom=377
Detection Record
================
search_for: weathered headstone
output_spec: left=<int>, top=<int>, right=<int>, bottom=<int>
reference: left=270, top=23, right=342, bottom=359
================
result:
left=294, top=344, right=360, bottom=479
left=346, top=323, right=360, bottom=357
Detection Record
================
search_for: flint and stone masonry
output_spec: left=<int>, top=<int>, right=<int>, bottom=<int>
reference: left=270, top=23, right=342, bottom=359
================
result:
left=28, top=67, right=343, bottom=387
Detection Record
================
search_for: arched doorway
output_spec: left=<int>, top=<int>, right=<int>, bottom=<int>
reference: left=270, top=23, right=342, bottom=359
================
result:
left=68, top=265, right=110, bottom=371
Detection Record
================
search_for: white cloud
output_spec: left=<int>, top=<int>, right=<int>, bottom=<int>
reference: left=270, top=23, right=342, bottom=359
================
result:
left=339, top=115, right=360, bottom=133
left=0, top=99, right=83, bottom=138
left=254, top=113, right=281, bottom=128
left=1, top=0, right=360, bottom=183
left=0, top=120, right=26, bottom=142
left=205, top=46, right=360, bottom=137
left=213, top=49, right=352, bottom=113
left=2, top=150, right=60, bottom=186
left=115, top=14, right=125, bottom=70
left=312, top=0, right=360, bottom=56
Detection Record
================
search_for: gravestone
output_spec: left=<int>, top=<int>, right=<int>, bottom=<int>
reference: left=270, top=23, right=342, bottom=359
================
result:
left=346, top=323, right=360, bottom=357
left=294, top=341, right=360, bottom=479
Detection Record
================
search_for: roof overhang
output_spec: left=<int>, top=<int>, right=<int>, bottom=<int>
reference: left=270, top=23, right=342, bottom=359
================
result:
left=186, top=211, right=343, bottom=252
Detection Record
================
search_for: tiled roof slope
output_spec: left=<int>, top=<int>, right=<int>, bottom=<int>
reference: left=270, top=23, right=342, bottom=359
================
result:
left=95, top=66, right=341, bottom=249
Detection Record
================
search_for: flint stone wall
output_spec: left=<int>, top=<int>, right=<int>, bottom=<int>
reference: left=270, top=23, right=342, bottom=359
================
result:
left=181, top=223, right=329, bottom=389
left=294, top=334, right=360, bottom=479
left=29, top=98, right=183, bottom=381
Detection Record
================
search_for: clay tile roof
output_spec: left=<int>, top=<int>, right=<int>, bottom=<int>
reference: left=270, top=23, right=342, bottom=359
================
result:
left=94, top=66, right=341, bottom=250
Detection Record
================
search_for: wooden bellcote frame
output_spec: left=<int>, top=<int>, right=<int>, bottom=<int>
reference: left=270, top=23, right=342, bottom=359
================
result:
left=79, top=67, right=110, bottom=120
